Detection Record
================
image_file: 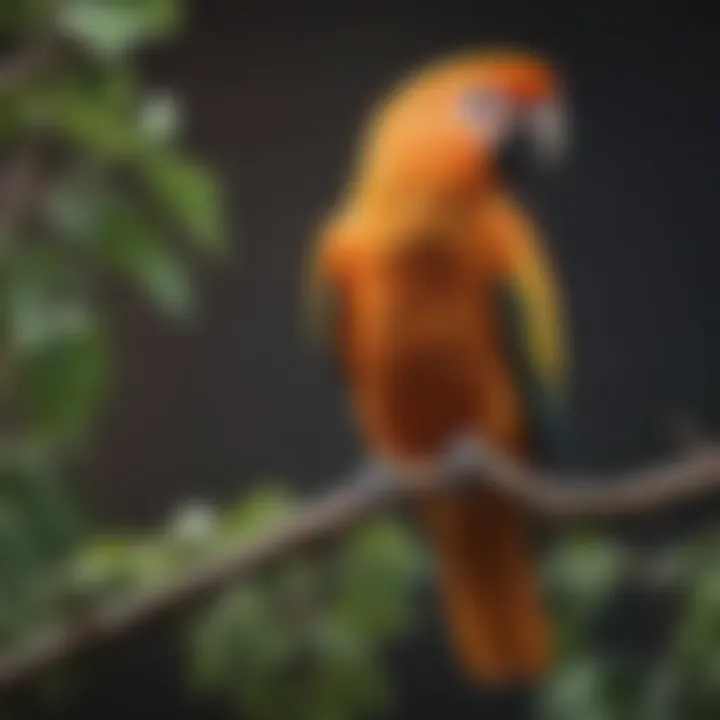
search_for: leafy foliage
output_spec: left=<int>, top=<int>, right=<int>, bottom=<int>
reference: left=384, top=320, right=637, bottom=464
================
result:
left=2, top=0, right=225, bottom=676
left=0, top=444, right=84, bottom=645
left=1, top=0, right=229, bottom=713
left=188, top=489, right=427, bottom=720
left=1, top=5, right=425, bottom=720
left=57, top=0, right=186, bottom=59
left=60, top=488, right=426, bottom=720
left=541, top=531, right=720, bottom=720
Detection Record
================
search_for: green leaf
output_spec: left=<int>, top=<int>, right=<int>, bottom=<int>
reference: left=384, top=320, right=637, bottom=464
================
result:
left=143, top=152, right=227, bottom=252
left=541, top=657, right=621, bottom=720
left=20, top=321, right=110, bottom=442
left=636, top=660, right=685, bottom=720
left=48, top=186, right=196, bottom=319
left=191, top=584, right=293, bottom=692
left=21, top=63, right=180, bottom=161
left=68, top=533, right=177, bottom=603
left=541, top=534, right=631, bottom=657
left=309, top=618, right=391, bottom=715
left=2, top=253, right=112, bottom=442
left=138, top=92, right=181, bottom=144
left=187, top=507, right=419, bottom=720
left=0, top=446, right=85, bottom=563
left=0, top=447, right=84, bottom=639
left=190, top=576, right=393, bottom=720
left=45, top=179, right=102, bottom=242
left=0, top=501, right=39, bottom=600
left=23, top=71, right=224, bottom=251
left=0, top=86, right=25, bottom=141
left=0, top=0, right=55, bottom=34
left=1, top=245, right=88, bottom=341
left=222, top=485, right=295, bottom=539
left=57, top=0, right=186, bottom=59
left=543, top=533, right=629, bottom=639
left=334, top=518, right=425, bottom=640
left=104, top=217, right=196, bottom=319
left=25, top=71, right=138, bottom=157
left=680, top=566, right=720, bottom=665
left=66, top=537, right=138, bottom=599
left=543, top=534, right=629, bottom=602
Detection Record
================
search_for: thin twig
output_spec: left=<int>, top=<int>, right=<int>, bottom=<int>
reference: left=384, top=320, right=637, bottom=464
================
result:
left=2, top=440, right=720, bottom=693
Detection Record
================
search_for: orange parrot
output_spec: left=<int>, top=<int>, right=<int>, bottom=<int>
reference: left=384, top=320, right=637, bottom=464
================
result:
left=306, top=49, right=571, bottom=684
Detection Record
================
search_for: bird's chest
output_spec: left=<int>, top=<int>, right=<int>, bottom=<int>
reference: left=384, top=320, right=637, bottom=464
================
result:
left=351, top=239, right=480, bottom=378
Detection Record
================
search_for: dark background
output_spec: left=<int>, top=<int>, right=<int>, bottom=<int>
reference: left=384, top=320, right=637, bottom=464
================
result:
left=66, top=0, right=720, bottom=717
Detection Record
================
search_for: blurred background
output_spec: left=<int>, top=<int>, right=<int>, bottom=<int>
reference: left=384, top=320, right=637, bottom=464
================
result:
left=2, top=1, right=720, bottom=719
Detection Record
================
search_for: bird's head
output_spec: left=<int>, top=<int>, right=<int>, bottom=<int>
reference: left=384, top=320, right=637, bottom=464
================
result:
left=355, top=49, right=569, bottom=203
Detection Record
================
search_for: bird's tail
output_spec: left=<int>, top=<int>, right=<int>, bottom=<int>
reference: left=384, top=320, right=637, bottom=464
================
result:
left=421, top=490, right=551, bottom=684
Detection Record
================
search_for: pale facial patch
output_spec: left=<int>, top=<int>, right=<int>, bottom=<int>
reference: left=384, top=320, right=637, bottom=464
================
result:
left=460, top=87, right=570, bottom=169
left=459, top=87, right=516, bottom=150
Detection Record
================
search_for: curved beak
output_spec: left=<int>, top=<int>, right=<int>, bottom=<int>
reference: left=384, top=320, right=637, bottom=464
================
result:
left=496, top=95, right=570, bottom=183
left=529, top=95, right=571, bottom=167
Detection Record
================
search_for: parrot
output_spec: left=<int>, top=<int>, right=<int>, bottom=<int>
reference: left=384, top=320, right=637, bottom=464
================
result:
left=305, top=48, right=572, bottom=684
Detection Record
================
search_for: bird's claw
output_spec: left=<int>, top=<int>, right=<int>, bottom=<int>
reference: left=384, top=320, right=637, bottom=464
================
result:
left=442, top=435, right=489, bottom=481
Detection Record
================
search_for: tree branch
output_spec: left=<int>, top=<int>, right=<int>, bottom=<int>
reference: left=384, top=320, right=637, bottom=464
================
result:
left=2, top=439, right=720, bottom=693
left=0, top=469, right=396, bottom=694
left=438, top=438, right=720, bottom=519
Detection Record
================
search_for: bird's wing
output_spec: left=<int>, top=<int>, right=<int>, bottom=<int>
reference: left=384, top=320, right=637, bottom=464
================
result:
left=493, top=234, right=573, bottom=467
left=301, top=216, right=349, bottom=375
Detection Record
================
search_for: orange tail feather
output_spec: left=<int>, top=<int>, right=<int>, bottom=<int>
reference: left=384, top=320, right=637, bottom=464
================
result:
left=422, top=490, right=551, bottom=684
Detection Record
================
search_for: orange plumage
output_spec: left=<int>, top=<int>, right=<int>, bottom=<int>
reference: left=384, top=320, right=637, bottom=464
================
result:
left=308, top=49, right=570, bottom=684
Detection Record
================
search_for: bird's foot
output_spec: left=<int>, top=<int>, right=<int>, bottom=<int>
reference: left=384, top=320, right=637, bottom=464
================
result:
left=441, top=435, right=490, bottom=488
